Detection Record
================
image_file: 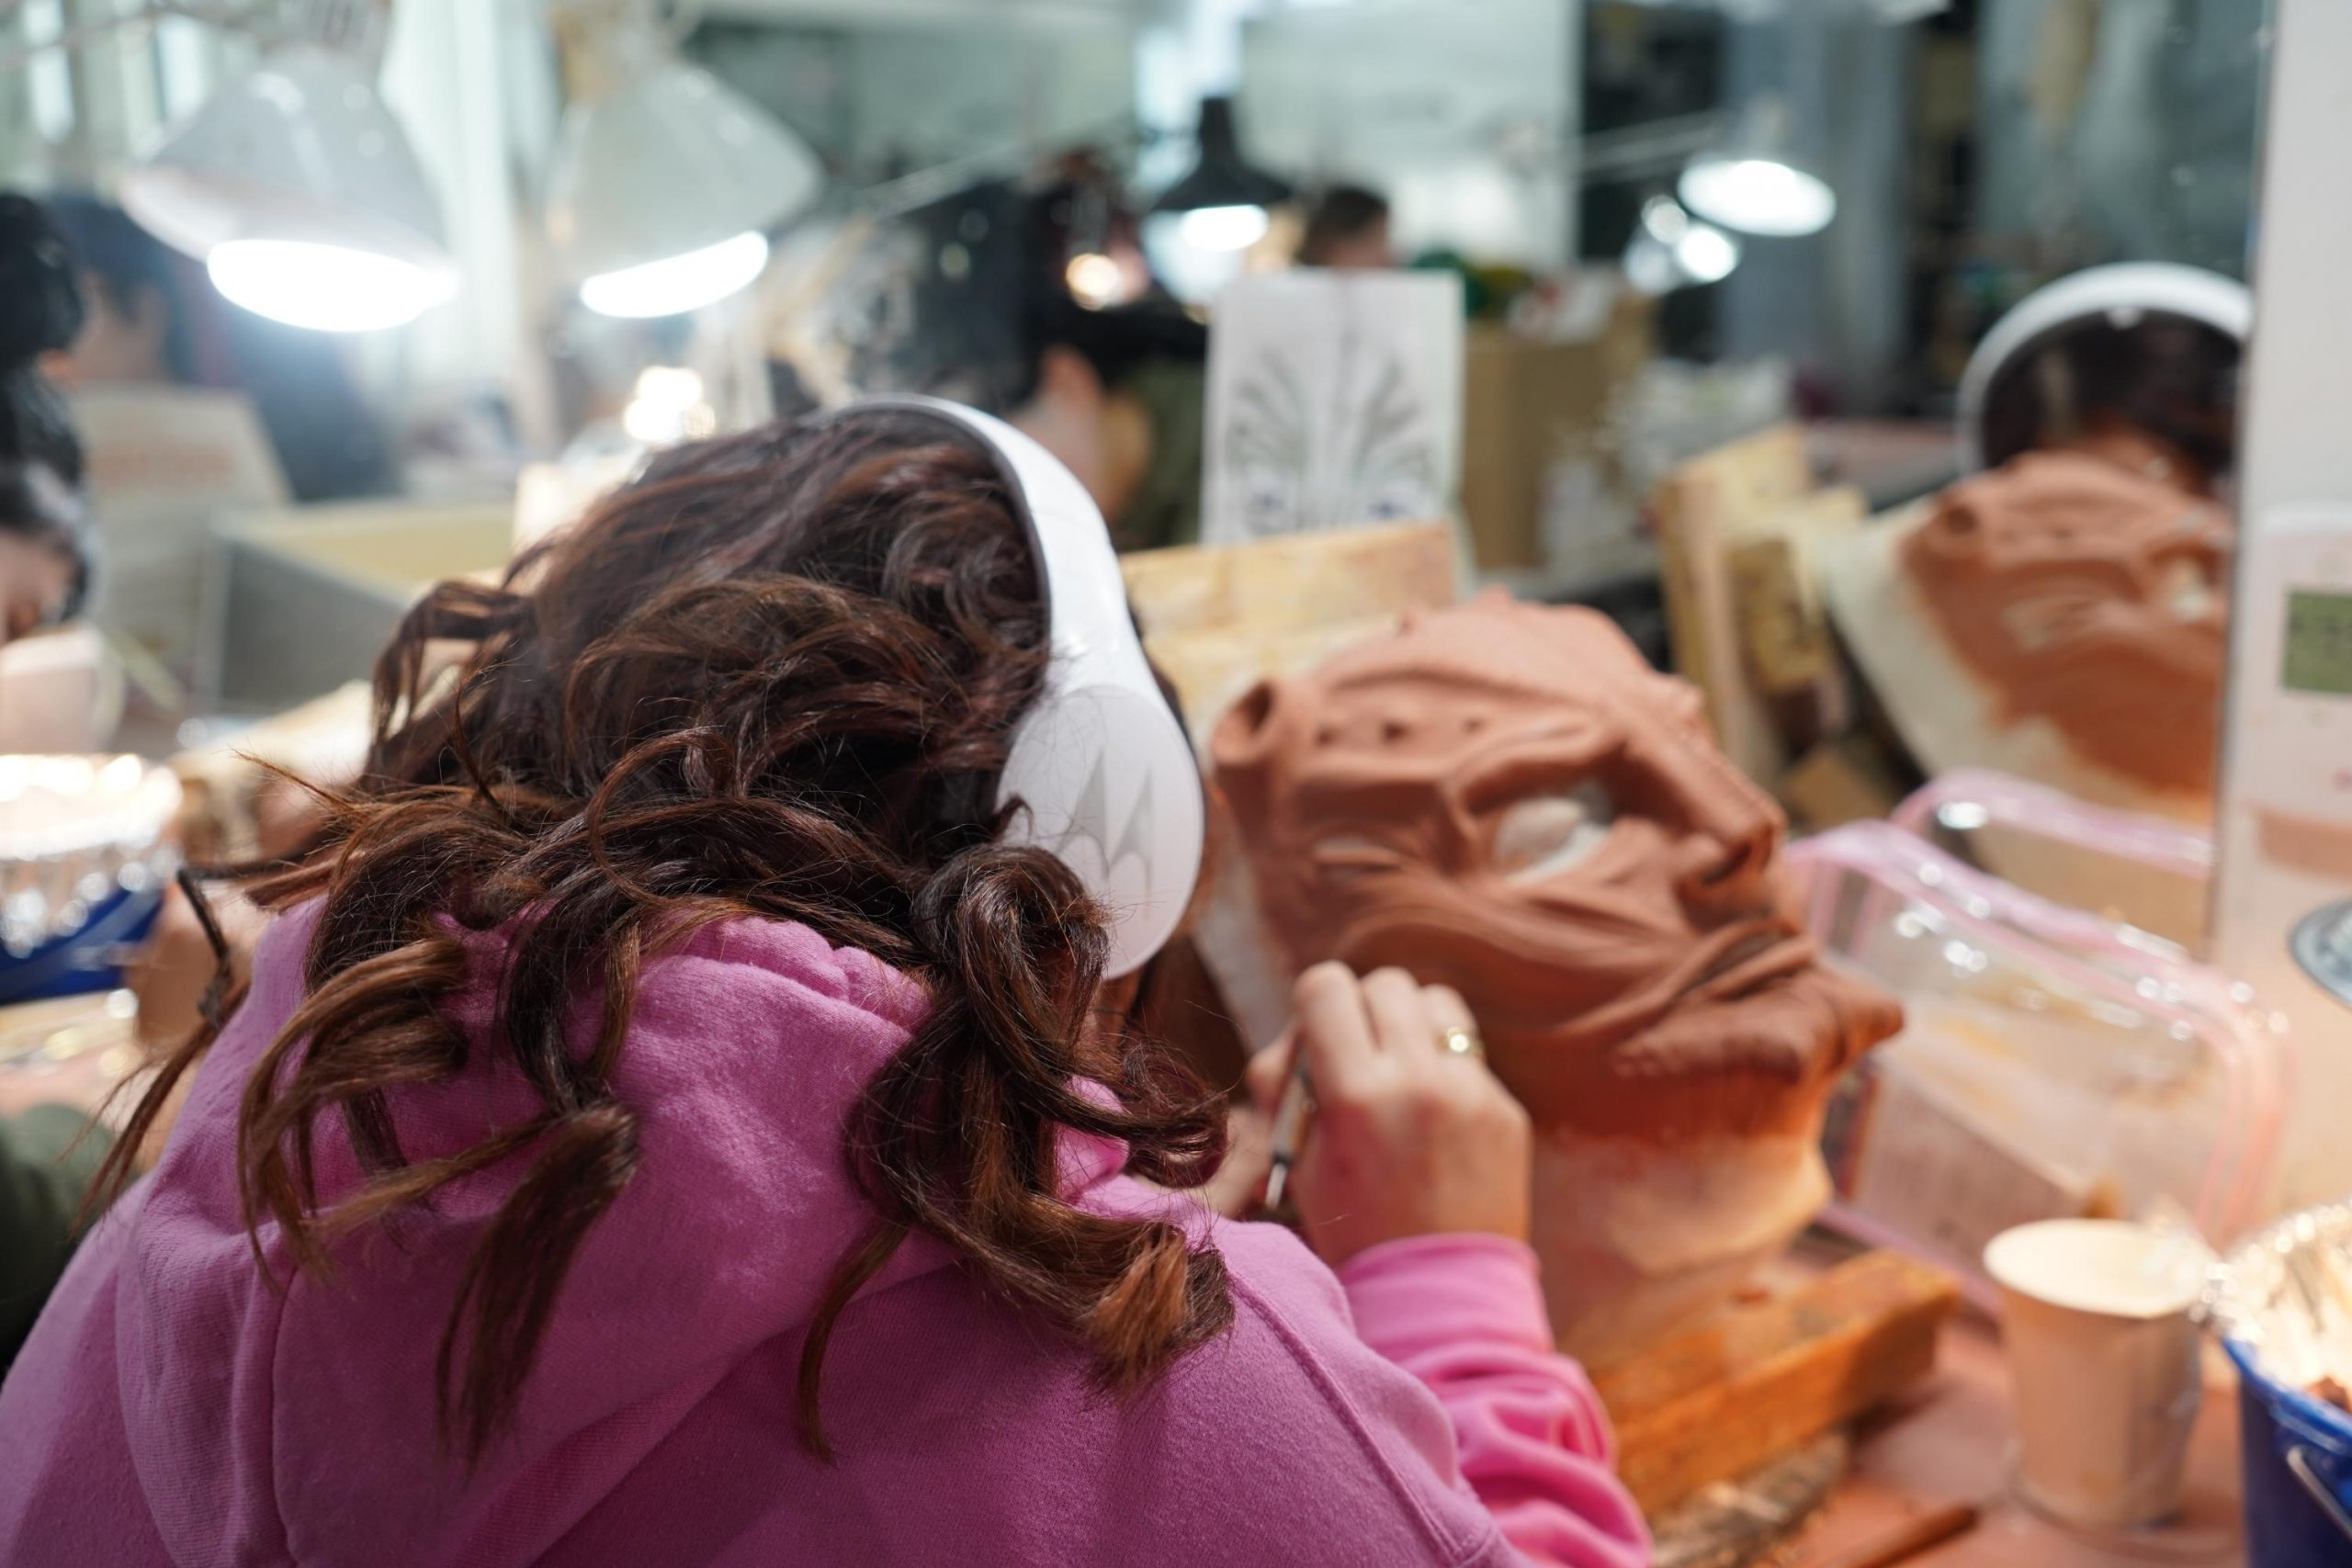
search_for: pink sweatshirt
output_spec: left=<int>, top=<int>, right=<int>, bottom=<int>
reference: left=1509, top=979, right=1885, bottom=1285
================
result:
left=0, top=906, right=1648, bottom=1567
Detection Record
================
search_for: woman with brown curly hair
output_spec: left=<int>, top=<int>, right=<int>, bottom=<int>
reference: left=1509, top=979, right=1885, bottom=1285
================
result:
left=0, top=407, right=1644, bottom=1566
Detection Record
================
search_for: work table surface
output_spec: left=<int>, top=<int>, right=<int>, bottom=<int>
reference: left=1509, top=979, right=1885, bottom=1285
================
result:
left=1785, top=1304, right=2245, bottom=1565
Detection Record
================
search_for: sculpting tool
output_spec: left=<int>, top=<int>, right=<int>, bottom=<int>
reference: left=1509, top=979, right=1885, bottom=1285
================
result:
left=1796, top=1502, right=1980, bottom=1568
left=1262, top=1055, right=1312, bottom=1213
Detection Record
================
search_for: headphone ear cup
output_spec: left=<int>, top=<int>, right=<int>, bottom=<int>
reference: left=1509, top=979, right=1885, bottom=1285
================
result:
left=997, top=682, right=1204, bottom=979
left=842, top=393, right=1206, bottom=976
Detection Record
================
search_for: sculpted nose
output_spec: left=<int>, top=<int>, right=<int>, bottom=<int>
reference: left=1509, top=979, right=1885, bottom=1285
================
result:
left=1675, top=790, right=1781, bottom=907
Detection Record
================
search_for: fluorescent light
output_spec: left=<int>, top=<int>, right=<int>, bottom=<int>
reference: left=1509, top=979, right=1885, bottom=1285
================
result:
left=1641, top=193, right=1690, bottom=244
left=1679, top=155, right=1836, bottom=238
left=1624, top=195, right=1740, bottom=293
left=621, top=366, right=714, bottom=445
left=579, top=231, right=770, bottom=319
left=1674, top=222, right=1740, bottom=284
left=207, top=238, right=458, bottom=333
left=1142, top=212, right=1240, bottom=306
left=1177, top=203, right=1270, bottom=253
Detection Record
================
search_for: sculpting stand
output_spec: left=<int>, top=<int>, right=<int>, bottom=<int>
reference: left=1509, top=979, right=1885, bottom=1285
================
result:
left=1651, top=1433, right=1849, bottom=1568
left=1596, top=1252, right=1958, bottom=1514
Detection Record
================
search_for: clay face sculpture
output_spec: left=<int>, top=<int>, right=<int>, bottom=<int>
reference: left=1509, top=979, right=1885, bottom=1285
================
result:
left=1212, top=594, right=1902, bottom=1361
left=1903, top=452, right=2231, bottom=795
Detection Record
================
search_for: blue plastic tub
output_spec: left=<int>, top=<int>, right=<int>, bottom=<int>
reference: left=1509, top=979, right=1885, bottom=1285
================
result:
left=0, top=879, right=164, bottom=1006
left=2226, top=1337, right=2352, bottom=1565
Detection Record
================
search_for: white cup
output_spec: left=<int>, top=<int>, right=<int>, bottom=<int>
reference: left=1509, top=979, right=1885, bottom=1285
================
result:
left=1984, top=1219, right=2216, bottom=1530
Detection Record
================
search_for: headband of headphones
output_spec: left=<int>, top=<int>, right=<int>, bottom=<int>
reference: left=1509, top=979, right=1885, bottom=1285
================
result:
left=842, top=396, right=1204, bottom=978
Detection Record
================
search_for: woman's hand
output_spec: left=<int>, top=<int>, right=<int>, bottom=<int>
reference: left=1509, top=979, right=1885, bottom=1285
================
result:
left=1246, top=963, right=1532, bottom=1268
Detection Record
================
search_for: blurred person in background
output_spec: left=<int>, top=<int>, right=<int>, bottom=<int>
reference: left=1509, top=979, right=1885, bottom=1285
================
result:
left=0, top=195, right=95, bottom=638
left=1296, top=183, right=1396, bottom=270
left=1006, top=154, right=1209, bottom=552
left=1009, top=290, right=1208, bottom=553
left=820, top=165, right=1210, bottom=551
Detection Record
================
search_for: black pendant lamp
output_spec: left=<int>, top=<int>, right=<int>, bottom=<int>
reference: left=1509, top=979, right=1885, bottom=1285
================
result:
left=1148, top=96, right=1293, bottom=227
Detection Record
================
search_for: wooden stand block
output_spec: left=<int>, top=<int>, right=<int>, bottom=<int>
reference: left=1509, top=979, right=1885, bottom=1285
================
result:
left=1651, top=426, right=1866, bottom=786
left=1117, top=520, right=1463, bottom=745
left=1594, top=1252, right=1962, bottom=1515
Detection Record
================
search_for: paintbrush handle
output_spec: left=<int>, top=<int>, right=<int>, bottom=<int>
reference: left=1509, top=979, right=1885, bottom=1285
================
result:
left=1263, top=1063, right=1313, bottom=1213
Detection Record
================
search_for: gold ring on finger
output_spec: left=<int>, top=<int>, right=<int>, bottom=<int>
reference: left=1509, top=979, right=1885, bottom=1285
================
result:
left=1439, top=1024, right=1484, bottom=1062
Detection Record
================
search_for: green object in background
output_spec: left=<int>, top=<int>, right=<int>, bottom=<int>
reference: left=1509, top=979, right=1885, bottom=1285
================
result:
left=0, top=1104, right=114, bottom=1371
left=1114, top=360, right=1207, bottom=556
left=1408, top=250, right=1533, bottom=321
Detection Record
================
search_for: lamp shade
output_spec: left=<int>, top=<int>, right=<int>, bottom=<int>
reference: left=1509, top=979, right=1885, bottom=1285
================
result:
left=547, top=56, right=822, bottom=299
left=119, top=43, right=456, bottom=333
left=1148, top=96, right=1293, bottom=219
left=1142, top=95, right=1291, bottom=299
left=1677, top=96, right=1836, bottom=239
left=121, top=43, right=450, bottom=271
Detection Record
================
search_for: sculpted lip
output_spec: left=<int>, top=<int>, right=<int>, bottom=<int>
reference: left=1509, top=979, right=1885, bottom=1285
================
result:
left=1683, top=921, right=1810, bottom=999
left=1630, top=959, right=1893, bottom=1084
left=1588, top=919, right=1817, bottom=1043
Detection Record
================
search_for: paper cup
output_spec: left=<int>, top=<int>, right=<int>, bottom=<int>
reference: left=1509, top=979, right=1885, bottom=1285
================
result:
left=1984, top=1219, right=2215, bottom=1530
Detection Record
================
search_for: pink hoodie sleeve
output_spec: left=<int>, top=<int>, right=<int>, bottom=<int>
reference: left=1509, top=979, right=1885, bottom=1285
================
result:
left=1337, top=1234, right=1652, bottom=1568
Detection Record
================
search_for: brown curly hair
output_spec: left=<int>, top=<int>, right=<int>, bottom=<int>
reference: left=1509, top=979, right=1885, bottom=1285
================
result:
left=96, top=412, right=1232, bottom=1463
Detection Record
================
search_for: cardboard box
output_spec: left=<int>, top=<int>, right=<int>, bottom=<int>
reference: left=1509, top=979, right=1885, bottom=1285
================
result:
left=1458, top=299, right=1654, bottom=572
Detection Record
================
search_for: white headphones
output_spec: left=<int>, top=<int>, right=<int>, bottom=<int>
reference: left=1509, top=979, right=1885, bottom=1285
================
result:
left=843, top=396, right=1204, bottom=978
left=1955, top=262, right=2251, bottom=476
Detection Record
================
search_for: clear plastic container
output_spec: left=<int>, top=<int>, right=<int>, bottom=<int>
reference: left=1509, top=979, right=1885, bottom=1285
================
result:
left=1890, top=768, right=2213, bottom=952
left=1791, top=819, right=2290, bottom=1306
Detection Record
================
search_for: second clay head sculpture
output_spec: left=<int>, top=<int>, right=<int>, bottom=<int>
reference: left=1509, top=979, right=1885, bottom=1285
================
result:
left=1212, top=593, right=1903, bottom=1362
left=1902, top=452, right=2232, bottom=796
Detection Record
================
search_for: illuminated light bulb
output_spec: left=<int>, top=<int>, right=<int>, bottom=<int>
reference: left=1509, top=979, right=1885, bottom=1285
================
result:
left=621, top=366, right=713, bottom=446
left=1176, top=204, right=1270, bottom=253
left=1640, top=194, right=1691, bottom=244
left=1673, top=221, right=1740, bottom=284
left=206, top=239, right=457, bottom=333
left=1066, top=251, right=1125, bottom=309
left=1678, top=156, right=1836, bottom=238
left=580, top=231, right=770, bottom=320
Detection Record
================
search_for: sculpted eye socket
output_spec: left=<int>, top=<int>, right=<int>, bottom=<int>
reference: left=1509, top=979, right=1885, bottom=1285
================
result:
left=2000, top=594, right=2102, bottom=652
left=1492, top=782, right=1614, bottom=884
left=2159, top=556, right=2217, bottom=620
left=1310, top=834, right=1408, bottom=885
